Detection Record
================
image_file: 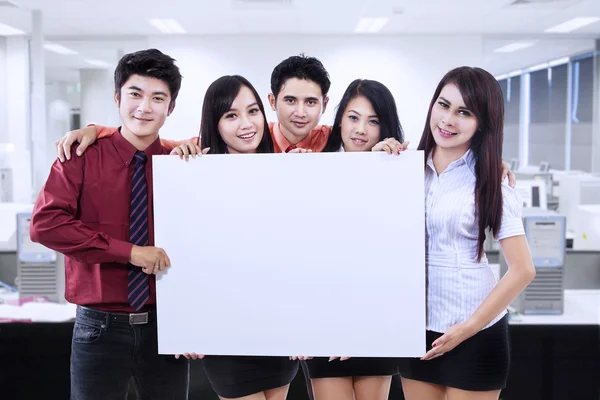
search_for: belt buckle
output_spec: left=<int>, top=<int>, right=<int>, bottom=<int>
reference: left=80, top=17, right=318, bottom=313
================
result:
left=129, top=312, right=149, bottom=325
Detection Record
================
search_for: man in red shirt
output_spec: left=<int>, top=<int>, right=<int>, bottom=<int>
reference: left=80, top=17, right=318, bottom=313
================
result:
left=30, top=49, right=189, bottom=400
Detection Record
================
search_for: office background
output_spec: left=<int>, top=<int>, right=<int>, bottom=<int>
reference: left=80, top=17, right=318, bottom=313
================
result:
left=0, top=1, right=599, bottom=399
left=0, top=0, right=599, bottom=203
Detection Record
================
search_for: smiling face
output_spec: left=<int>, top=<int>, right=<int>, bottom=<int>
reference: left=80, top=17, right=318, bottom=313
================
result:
left=269, top=78, right=328, bottom=145
left=429, top=83, right=478, bottom=155
left=115, top=74, right=173, bottom=149
left=340, top=95, right=381, bottom=152
left=217, top=85, right=265, bottom=154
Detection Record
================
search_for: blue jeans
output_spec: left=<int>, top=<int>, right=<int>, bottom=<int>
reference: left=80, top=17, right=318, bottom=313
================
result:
left=70, top=306, right=189, bottom=400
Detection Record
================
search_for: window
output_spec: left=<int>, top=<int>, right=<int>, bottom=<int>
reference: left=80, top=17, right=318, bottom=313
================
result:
left=570, top=55, right=594, bottom=172
left=528, top=64, right=568, bottom=170
left=499, top=77, right=520, bottom=163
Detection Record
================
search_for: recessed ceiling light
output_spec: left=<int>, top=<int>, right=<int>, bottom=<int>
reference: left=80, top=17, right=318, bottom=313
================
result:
left=354, top=18, right=389, bottom=33
left=44, top=43, right=78, bottom=55
left=0, top=22, right=24, bottom=36
left=545, top=17, right=600, bottom=33
left=149, top=19, right=186, bottom=34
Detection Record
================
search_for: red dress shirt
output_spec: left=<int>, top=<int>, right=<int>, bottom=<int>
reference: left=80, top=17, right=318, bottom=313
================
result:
left=30, top=130, right=169, bottom=312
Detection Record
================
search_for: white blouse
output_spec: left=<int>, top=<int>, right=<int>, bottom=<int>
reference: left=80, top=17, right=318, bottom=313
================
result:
left=425, top=149, right=524, bottom=333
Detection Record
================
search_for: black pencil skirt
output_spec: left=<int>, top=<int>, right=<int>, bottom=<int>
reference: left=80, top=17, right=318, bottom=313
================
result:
left=398, top=315, right=510, bottom=391
left=202, top=355, right=299, bottom=398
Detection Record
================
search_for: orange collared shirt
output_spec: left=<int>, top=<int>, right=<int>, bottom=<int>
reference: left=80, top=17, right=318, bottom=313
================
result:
left=269, top=122, right=330, bottom=153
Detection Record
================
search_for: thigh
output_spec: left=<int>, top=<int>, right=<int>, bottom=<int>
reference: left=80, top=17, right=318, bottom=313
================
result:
left=311, top=377, right=354, bottom=400
left=264, top=384, right=291, bottom=400
left=133, top=325, right=190, bottom=400
left=70, top=321, right=133, bottom=400
left=353, top=376, right=392, bottom=400
left=400, top=377, right=445, bottom=400
left=446, top=387, right=501, bottom=400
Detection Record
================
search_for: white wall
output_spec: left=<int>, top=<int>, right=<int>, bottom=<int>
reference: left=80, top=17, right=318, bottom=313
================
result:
left=46, top=79, right=81, bottom=161
left=4, top=36, right=32, bottom=204
left=148, top=35, right=484, bottom=145
left=0, top=37, right=7, bottom=145
left=80, top=69, right=120, bottom=128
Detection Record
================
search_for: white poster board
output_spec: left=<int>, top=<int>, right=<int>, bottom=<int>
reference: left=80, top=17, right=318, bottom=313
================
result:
left=153, top=151, right=425, bottom=357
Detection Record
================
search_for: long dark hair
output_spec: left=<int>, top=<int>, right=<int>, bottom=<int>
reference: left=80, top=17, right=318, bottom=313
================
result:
left=198, top=75, right=273, bottom=154
left=418, top=67, right=504, bottom=261
left=322, top=79, right=404, bottom=152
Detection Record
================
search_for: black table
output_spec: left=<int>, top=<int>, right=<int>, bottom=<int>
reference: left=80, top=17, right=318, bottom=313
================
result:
left=0, top=322, right=598, bottom=399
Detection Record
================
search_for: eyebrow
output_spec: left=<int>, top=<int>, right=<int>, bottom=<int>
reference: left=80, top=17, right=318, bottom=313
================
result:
left=227, top=102, right=259, bottom=112
left=283, top=95, right=320, bottom=102
left=439, top=96, right=469, bottom=110
left=127, top=86, right=169, bottom=97
left=348, top=109, right=378, bottom=118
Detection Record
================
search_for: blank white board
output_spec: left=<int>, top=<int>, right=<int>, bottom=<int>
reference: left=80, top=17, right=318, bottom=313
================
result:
left=153, top=151, right=425, bottom=357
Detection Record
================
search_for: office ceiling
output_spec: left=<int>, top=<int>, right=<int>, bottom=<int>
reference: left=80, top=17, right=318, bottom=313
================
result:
left=1, top=0, right=599, bottom=36
left=1, top=0, right=598, bottom=78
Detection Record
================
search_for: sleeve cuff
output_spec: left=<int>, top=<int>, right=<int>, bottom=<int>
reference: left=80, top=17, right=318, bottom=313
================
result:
left=109, top=239, right=134, bottom=264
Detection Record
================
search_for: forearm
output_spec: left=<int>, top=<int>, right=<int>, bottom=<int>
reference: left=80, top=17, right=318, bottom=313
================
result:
left=95, top=124, right=116, bottom=139
left=466, top=266, right=535, bottom=331
left=30, top=212, right=132, bottom=264
left=160, top=136, right=197, bottom=151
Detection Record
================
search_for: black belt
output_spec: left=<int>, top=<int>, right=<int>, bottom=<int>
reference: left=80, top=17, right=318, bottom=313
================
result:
left=77, top=305, right=155, bottom=325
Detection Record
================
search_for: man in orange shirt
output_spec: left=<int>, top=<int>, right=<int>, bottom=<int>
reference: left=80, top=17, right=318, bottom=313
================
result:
left=267, top=54, right=331, bottom=153
left=56, top=54, right=333, bottom=159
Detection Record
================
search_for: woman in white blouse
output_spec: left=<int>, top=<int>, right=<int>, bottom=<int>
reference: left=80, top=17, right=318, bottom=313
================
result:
left=398, top=66, right=535, bottom=400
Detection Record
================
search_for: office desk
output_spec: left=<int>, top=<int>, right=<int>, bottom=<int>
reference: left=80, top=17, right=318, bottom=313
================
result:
left=1, top=291, right=598, bottom=400
left=502, top=290, right=600, bottom=400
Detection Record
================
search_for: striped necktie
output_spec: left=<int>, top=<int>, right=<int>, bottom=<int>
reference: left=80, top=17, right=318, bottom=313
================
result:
left=127, top=151, right=150, bottom=311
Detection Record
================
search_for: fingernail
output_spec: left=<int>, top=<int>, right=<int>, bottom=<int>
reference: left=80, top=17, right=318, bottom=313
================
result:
left=432, top=343, right=437, bottom=347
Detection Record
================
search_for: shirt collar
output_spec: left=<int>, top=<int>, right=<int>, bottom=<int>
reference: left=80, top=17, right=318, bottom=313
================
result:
left=426, top=148, right=476, bottom=175
left=111, top=128, right=164, bottom=166
left=271, top=122, right=319, bottom=152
